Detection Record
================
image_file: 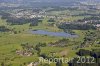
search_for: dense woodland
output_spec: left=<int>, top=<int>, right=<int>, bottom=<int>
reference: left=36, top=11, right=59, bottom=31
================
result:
left=0, top=26, right=10, bottom=32
left=68, top=49, right=100, bottom=66
left=58, top=23, right=96, bottom=30
left=0, top=12, right=41, bottom=25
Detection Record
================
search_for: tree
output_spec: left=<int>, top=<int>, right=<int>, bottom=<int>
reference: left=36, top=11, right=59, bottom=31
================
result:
left=1, top=62, right=4, bottom=66
left=0, top=26, right=10, bottom=32
left=14, top=31, right=17, bottom=34
left=56, top=60, right=63, bottom=66
left=40, top=53, right=47, bottom=59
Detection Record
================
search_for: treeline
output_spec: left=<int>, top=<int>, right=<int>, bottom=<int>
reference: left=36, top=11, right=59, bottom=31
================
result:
left=0, top=11, right=42, bottom=25
left=81, top=30, right=99, bottom=48
left=74, top=13, right=100, bottom=16
left=48, top=18, right=55, bottom=22
left=0, top=26, right=10, bottom=32
left=46, top=7, right=67, bottom=12
left=6, top=17, right=41, bottom=25
left=68, top=49, right=100, bottom=66
left=84, top=16, right=100, bottom=20
left=30, top=19, right=42, bottom=26
left=77, top=16, right=100, bottom=23
left=48, top=38, right=78, bottom=47
left=77, top=49, right=100, bottom=58
left=58, top=23, right=96, bottom=30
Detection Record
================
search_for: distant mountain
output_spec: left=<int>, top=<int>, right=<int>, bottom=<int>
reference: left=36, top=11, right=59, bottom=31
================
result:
left=0, top=0, right=100, bottom=4
left=0, top=0, right=22, bottom=3
left=0, top=0, right=79, bottom=7
left=0, top=0, right=76, bottom=3
left=0, top=0, right=100, bottom=8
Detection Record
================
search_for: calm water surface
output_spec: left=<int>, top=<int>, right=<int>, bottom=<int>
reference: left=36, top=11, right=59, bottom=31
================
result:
left=30, top=30, right=78, bottom=38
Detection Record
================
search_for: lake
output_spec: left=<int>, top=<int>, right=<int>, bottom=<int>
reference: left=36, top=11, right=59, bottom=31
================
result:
left=30, top=30, right=78, bottom=38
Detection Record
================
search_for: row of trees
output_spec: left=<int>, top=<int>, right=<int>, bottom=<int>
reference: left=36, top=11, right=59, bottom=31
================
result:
left=82, top=16, right=100, bottom=21
left=79, top=31, right=99, bottom=49
left=77, top=16, right=100, bottom=24
left=68, top=49, right=100, bottom=66
left=0, top=26, right=10, bottom=32
left=6, top=17, right=41, bottom=25
left=58, top=23, right=96, bottom=30
left=48, top=18, right=55, bottom=22
left=77, top=49, right=100, bottom=58
left=0, top=11, right=42, bottom=25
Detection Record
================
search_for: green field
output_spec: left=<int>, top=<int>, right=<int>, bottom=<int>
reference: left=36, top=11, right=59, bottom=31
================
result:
left=0, top=16, right=84, bottom=66
left=0, top=8, right=99, bottom=66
